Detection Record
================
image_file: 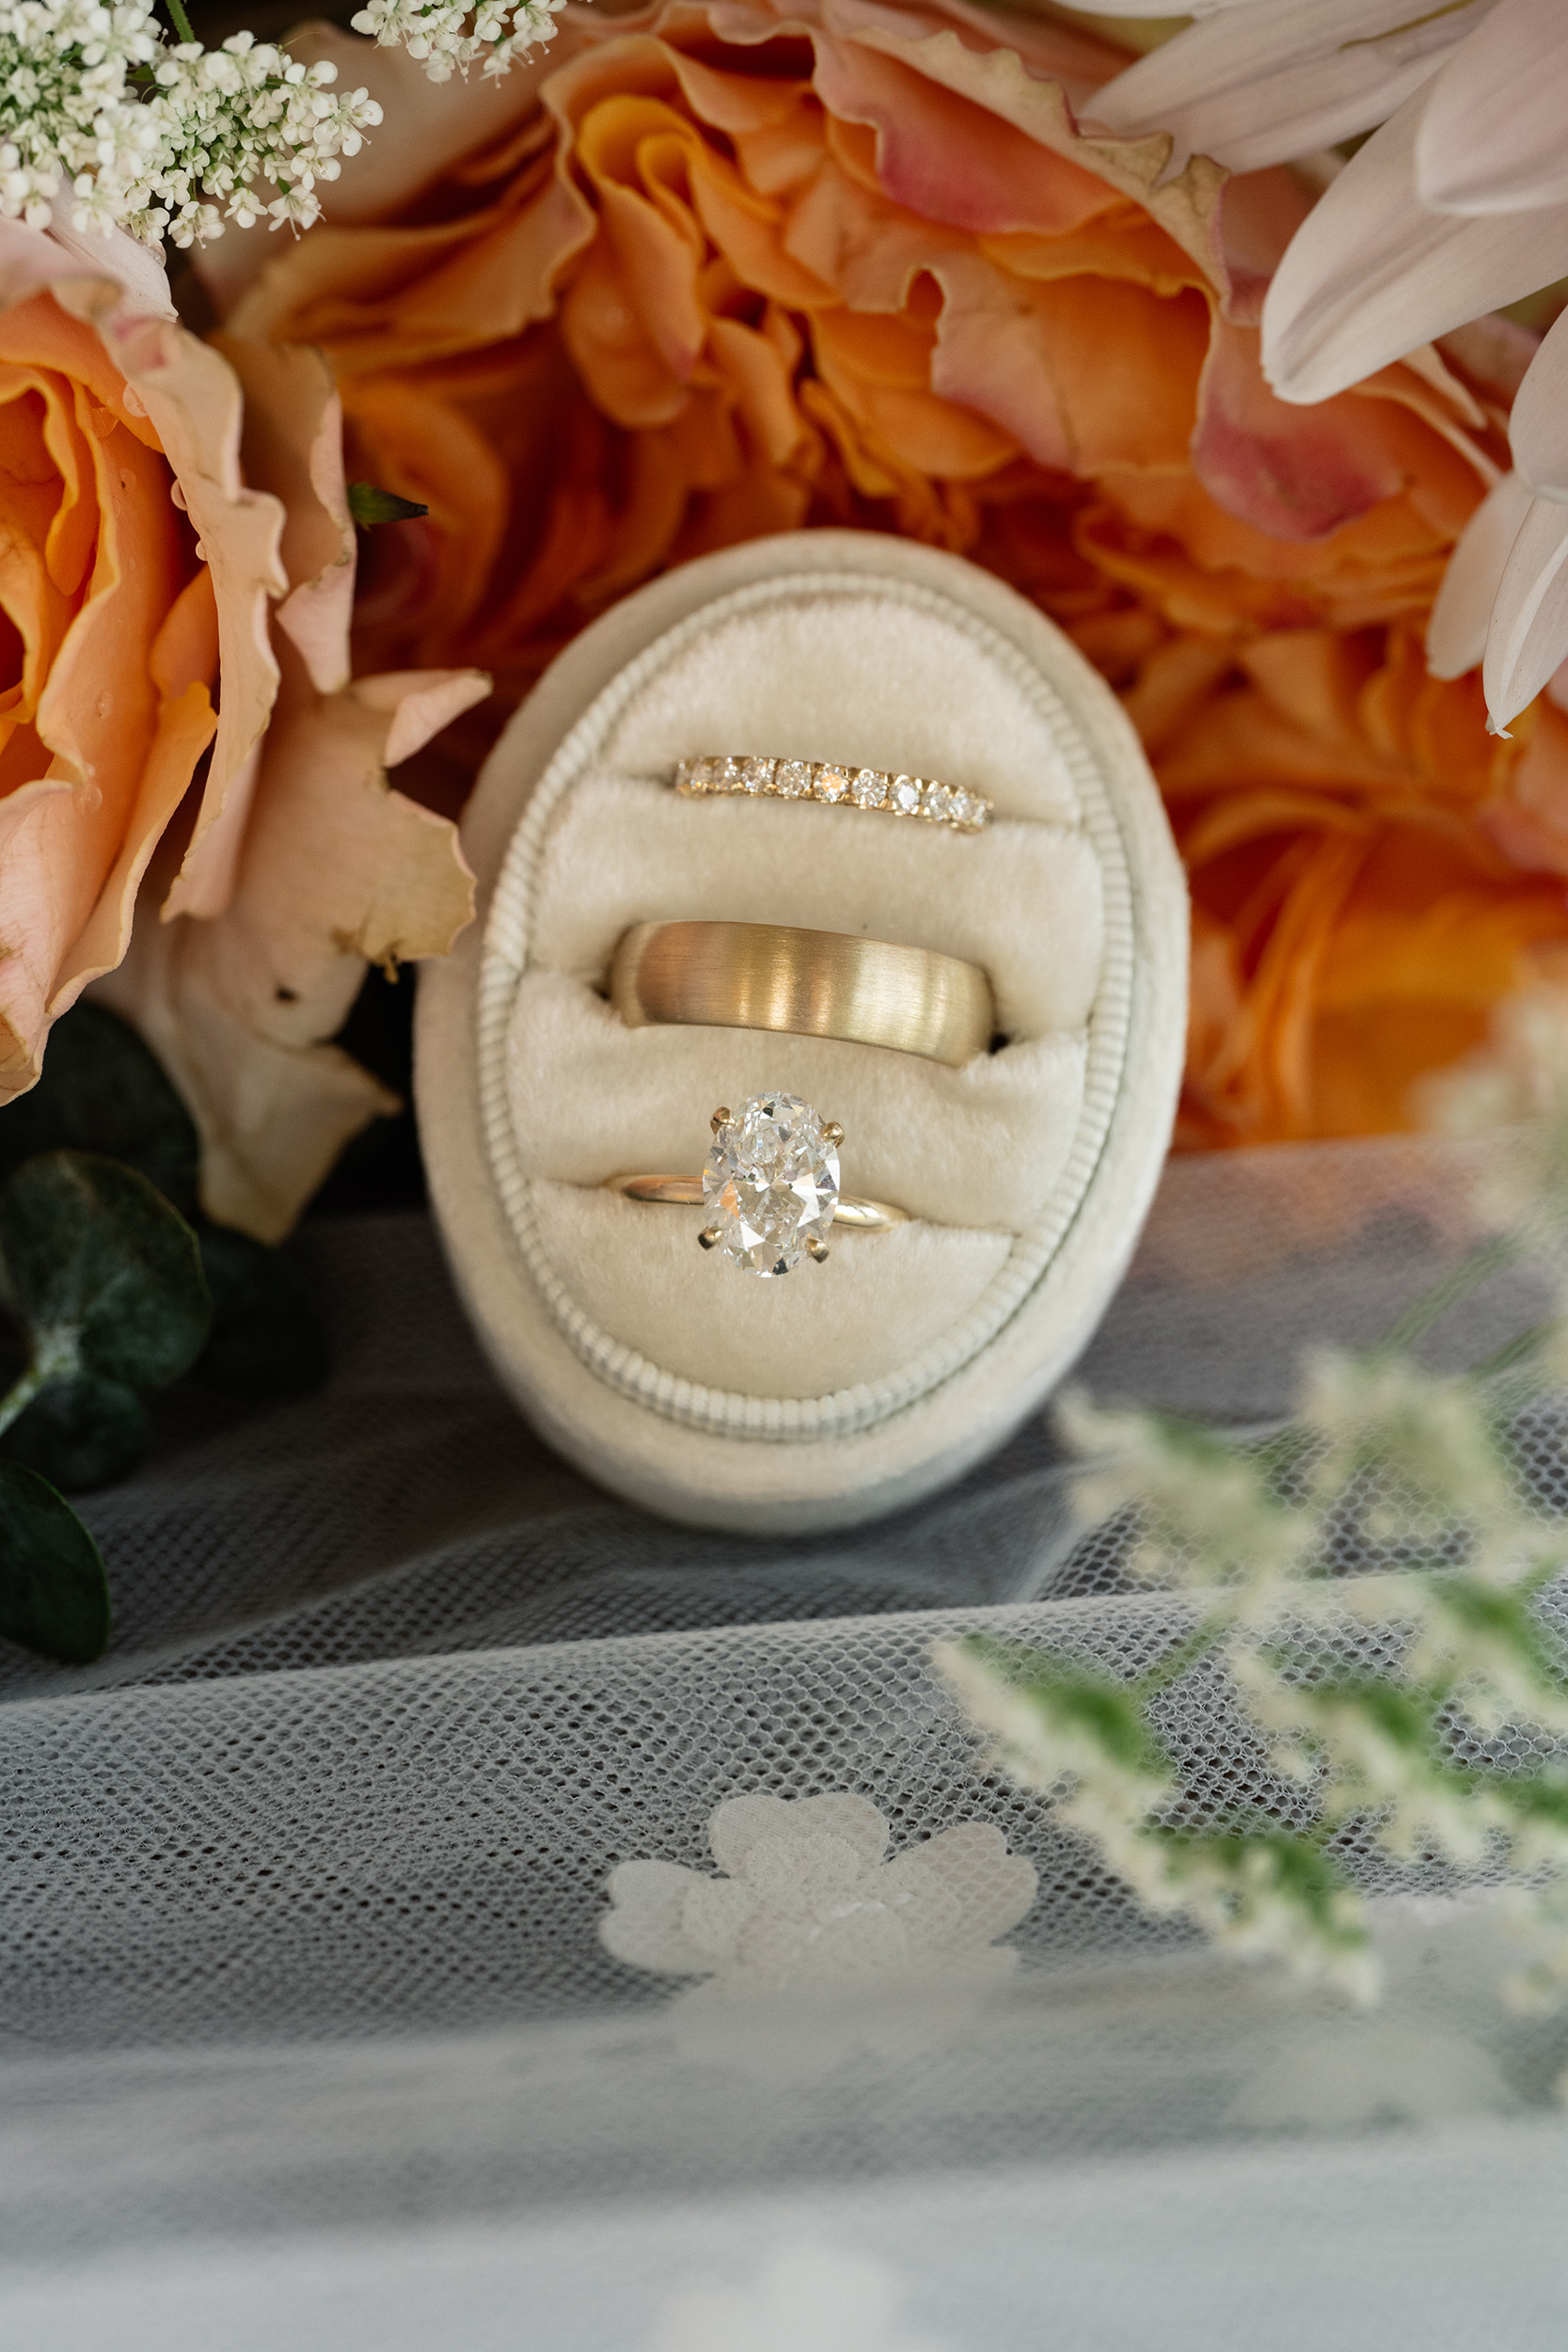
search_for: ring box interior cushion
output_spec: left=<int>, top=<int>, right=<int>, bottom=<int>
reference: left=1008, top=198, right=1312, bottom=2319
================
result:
left=416, top=532, right=1189, bottom=1534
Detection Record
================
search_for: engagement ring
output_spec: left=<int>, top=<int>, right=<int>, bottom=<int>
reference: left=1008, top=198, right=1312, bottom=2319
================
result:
left=605, top=1094, right=906, bottom=1277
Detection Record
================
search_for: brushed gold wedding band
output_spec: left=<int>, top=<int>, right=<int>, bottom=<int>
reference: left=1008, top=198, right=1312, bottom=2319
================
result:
left=608, top=921, right=995, bottom=1067
left=605, top=1174, right=904, bottom=1231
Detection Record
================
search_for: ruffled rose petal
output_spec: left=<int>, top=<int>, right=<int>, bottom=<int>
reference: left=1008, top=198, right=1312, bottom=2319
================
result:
left=1192, top=316, right=1406, bottom=542
left=812, top=31, right=1121, bottom=238
left=97, top=650, right=485, bottom=1239
left=1416, top=0, right=1568, bottom=217
left=103, top=316, right=288, bottom=923
left=195, top=20, right=589, bottom=315
left=1090, top=0, right=1479, bottom=177
left=214, top=334, right=357, bottom=694
left=1483, top=492, right=1568, bottom=734
left=1509, top=311, right=1568, bottom=503
left=0, top=246, right=212, bottom=1101
left=1263, top=82, right=1568, bottom=405
left=1427, top=469, right=1534, bottom=680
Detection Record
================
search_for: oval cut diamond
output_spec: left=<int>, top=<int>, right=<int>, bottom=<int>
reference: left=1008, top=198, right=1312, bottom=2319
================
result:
left=703, top=1093, right=840, bottom=1277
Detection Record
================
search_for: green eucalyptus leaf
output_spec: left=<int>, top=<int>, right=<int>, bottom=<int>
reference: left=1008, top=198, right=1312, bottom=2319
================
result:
left=0, top=1003, right=198, bottom=1214
left=198, top=1224, right=330, bottom=1396
left=0, top=1459, right=110, bottom=1662
left=0, top=1152, right=211, bottom=1391
left=347, top=481, right=429, bottom=526
left=1, top=1374, right=150, bottom=1493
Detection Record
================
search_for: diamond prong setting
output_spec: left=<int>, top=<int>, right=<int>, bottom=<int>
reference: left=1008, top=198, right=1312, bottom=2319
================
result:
left=702, top=1093, right=842, bottom=1277
left=673, top=755, right=990, bottom=832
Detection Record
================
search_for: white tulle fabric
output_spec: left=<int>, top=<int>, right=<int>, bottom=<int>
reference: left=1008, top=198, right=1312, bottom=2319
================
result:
left=2, top=1129, right=1565, bottom=2346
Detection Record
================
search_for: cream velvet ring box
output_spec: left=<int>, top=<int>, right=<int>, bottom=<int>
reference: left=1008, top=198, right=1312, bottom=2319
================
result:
left=416, top=532, right=1189, bottom=1534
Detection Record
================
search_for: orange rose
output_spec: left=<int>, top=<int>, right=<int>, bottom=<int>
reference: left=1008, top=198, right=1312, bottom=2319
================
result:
left=0, top=217, right=488, bottom=1237
left=210, top=5, right=1568, bottom=1143
left=0, top=224, right=216, bottom=1105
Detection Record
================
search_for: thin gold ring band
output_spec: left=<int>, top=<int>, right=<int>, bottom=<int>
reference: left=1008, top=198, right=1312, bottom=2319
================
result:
left=603, top=1174, right=905, bottom=1230
left=676, top=755, right=991, bottom=833
left=608, top=920, right=995, bottom=1068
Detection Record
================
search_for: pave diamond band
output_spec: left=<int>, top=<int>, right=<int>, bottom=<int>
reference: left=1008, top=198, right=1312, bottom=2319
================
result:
left=674, top=754, right=991, bottom=833
left=606, top=1095, right=907, bottom=1277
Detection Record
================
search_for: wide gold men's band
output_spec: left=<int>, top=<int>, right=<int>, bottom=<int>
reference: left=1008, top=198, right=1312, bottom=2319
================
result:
left=608, top=920, right=995, bottom=1068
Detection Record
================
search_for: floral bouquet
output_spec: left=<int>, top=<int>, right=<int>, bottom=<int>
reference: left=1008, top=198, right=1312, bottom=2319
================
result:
left=1, top=0, right=1568, bottom=2022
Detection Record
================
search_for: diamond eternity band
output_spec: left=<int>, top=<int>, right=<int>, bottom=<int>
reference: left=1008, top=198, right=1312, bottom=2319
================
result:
left=673, top=755, right=991, bottom=833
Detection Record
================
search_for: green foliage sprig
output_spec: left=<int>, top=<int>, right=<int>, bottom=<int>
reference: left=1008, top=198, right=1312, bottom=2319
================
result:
left=939, top=986, right=1568, bottom=2014
left=0, top=1002, right=329, bottom=1665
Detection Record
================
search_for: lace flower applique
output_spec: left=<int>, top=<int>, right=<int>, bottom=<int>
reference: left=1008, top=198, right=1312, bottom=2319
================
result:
left=601, top=1791, right=1037, bottom=1996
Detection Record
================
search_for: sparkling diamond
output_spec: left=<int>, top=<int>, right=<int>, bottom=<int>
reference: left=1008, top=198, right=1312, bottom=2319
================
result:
left=703, top=1093, right=840, bottom=1278
left=776, top=759, right=814, bottom=798
left=814, top=764, right=850, bottom=803
left=717, top=756, right=746, bottom=790
left=850, top=768, right=886, bottom=809
left=922, top=781, right=954, bottom=822
left=742, top=755, right=776, bottom=793
left=891, top=773, right=922, bottom=816
left=947, top=787, right=975, bottom=827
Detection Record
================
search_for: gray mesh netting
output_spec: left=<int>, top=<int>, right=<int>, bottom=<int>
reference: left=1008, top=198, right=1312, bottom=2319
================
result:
left=5, top=1132, right=1568, bottom=2348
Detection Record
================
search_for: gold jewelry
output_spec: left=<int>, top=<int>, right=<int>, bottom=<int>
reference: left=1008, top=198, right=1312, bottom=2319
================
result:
left=675, top=755, right=990, bottom=833
left=604, top=1095, right=907, bottom=1277
left=608, top=921, right=995, bottom=1069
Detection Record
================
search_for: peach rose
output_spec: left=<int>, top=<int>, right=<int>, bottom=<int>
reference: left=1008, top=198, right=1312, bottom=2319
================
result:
left=208, top=5, right=1568, bottom=1142
left=0, top=216, right=488, bottom=1237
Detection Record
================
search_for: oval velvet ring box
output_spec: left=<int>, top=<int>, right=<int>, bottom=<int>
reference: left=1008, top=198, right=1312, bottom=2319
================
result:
left=416, top=531, right=1189, bottom=1534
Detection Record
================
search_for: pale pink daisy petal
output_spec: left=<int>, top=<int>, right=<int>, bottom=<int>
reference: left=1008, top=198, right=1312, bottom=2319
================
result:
left=1427, top=469, right=1534, bottom=680
left=1417, top=0, right=1568, bottom=217
left=1262, top=83, right=1568, bottom=405
left=1091, top=0, right=1481, bottom=177
left=1510, top=310, right=1568, bottom=502
left=1483, top=493, right=1568, bottom=733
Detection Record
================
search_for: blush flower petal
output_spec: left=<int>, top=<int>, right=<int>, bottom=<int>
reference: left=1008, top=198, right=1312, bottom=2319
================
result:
left=1263, top=87, right=1568, bottom=407
left=1415, top=0, right=1568, bottom=218
left=1482, top=495, right=1568, bottom=738
left=97, top=340, right=485, bottom=1240
left=1509, top=311, right=1568, bottom=505
left=1428, top=470, right=1535, bottom=682
left=1091, top=0, right=1481, bottom=177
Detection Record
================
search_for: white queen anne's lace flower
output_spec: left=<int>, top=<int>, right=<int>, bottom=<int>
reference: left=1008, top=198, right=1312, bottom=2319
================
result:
left=350, top=0, right=565, bottom=87
left=600, top=1792, right=1037, bottom=1996
left=0, top=0, right=561, bottom=247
